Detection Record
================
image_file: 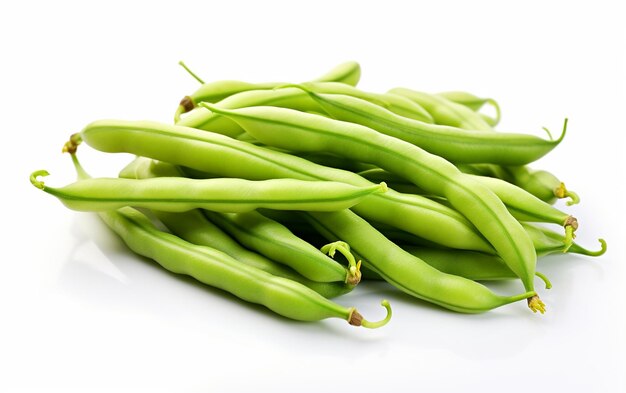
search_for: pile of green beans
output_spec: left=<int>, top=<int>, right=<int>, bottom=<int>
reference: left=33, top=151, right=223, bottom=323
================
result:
left=32, top=61, right=606, bottom=328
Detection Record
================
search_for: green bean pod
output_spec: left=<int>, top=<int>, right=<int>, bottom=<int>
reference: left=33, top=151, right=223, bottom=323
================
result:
left=75, top=119, right=493, bottom=253
left=119, top=157, right=358, bottom=292
left=177, top=81, right=432, bottom=136
left=356, top=167, right=577, bottom=249
left=175, top=61, right=361, bottom=121
left=302, top=209, right=536, bottom=313
left=204, top=210, right=361, bottom=284
left=198, top=103, right=542, bottom=311
left=403, top=247, right=551, bottom=288
left=284, top=85, right=563, bottom=165
left=388, top=87, right=494, bottom=130
left=436, top=91, right=501, bottom=126
left=30, top=168, right=385, bottom=213
left=63, top=154, right=390, bottom=327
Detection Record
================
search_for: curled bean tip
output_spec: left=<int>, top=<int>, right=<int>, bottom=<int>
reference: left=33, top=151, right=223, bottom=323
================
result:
left=577, top=239, right=608, bottom=257
left=527, top=295, right=546, bottom=314
left=485, top=98, right=501, bottom=125
left=555, top=182, right=580, bottom=206
left=596, top=239, right=608, bottom=256
left=356, top=300, right=392, bottom=329
left=565, top=189, right=580, bottom=206
left=378, top=181, right=389, bottom=193
left=542, top=118, right=568, bottom=143
left=30, top=170, right=49, bottom=190
left=535, top=271, right=553, bottom=289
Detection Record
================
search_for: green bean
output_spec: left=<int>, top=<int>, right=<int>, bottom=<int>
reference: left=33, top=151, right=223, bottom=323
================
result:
left=403, top=247, right=551, bottom=288
left=356, top=167, right=578, bottom=250
left=119, top=157, right=361, bottom=288
left=299, top=82, right=434, bottom=123
left=63, top=153, right=390, bottom=327
left=281, top=84, right=563, bottom=165
left=508, top=167, right=580, bottom=206
left=204, top=210, right=361, bottom=285
left=30, top=164, right=386, bottom=213
left=177, top=81, right=432, bottom=137
left=397, top=90, right=579, bottom=206
left=436, top=91, right=501, bottom=127
left=388, top=87, right=494, bottom=130
left=198, top=103, right=543, bottom=312
left=302, top=209, right=536, bottom=313
left=174, top=61, right=361, bottom=121
left=372, top=218, right=605, bottom=259
left=76, top=119, right=493, bottom=253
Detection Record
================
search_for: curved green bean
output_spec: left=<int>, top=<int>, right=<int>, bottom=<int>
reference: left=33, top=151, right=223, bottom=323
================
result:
left=302, top=209, right=536, bottom=313
left=282, top=85, right=563, bottom=165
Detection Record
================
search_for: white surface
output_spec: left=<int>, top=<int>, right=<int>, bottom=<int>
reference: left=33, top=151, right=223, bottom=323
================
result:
left=1, top=1, right=625, bottom=392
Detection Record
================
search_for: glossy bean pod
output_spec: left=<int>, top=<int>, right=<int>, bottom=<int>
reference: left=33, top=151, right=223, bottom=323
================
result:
left=76, top=119, right=494, bottom=253
left=285, top=85, right=562, bottom=165
left=302, top=209, right=536, bottom=313
left=198, top=103, right=541, bottom=311
left=30, top=167, right=385, bottom=213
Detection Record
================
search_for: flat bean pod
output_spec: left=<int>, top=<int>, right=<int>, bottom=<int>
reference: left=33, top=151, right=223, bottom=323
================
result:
left=76, top=119, right=493, bottom=252
left=198, top=103, right=542, bottom=311
left=302, top=209, right=536, bottom=313
left=285, top=85, right=562, bottom=165
left=30, top=170, right=386, bottom=213
left=68, top=154, right=390, bottom=327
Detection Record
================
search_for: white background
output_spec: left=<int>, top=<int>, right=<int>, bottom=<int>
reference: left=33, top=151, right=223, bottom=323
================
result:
left=1, top=1, right=625, bottom=392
